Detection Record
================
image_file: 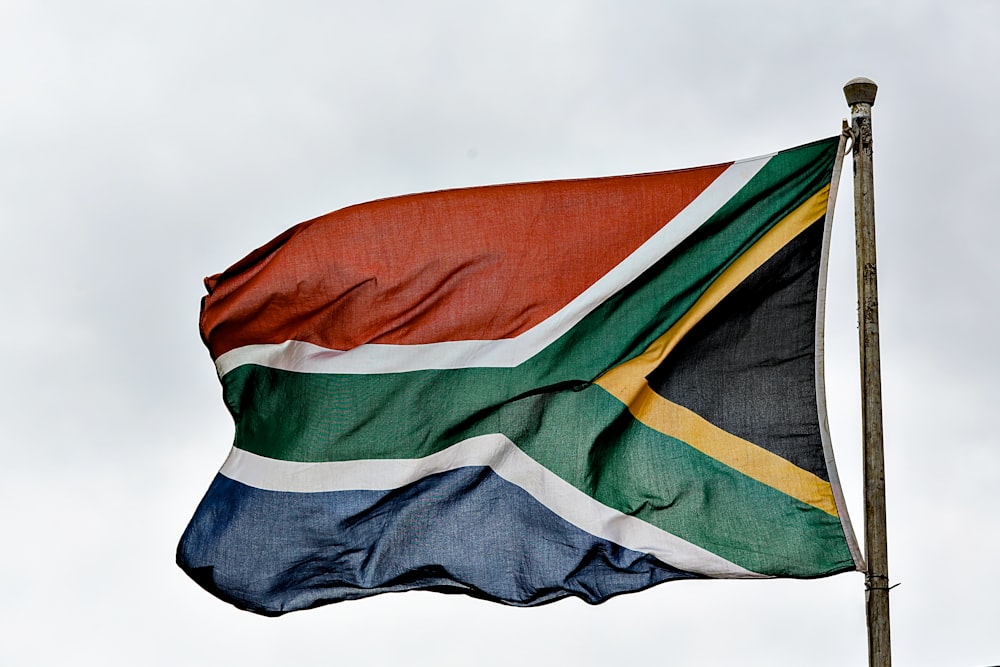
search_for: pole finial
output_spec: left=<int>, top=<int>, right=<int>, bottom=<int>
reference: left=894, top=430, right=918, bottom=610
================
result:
left=844, top=77, right=878, bottom=106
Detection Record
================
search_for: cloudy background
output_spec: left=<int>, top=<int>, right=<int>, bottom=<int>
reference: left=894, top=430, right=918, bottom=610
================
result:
left=2, top=1, right=996, bottom=665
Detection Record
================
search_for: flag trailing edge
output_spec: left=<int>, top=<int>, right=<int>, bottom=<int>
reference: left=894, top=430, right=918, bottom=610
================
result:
left=179, top=136, right=864, bottom=615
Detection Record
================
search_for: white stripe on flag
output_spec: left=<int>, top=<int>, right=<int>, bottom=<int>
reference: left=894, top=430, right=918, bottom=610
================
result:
left=220, top=435, right=766, bottom=579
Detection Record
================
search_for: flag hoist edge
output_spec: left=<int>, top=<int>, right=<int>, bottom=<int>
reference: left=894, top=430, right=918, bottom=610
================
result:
left=178, top=135, right=864, bottom=615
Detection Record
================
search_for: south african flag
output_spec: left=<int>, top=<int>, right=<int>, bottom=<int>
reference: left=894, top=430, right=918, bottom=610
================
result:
left=179, top=135, right=863, bottom=615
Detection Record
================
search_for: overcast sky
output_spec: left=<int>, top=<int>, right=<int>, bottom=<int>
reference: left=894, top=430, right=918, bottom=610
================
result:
left=2, top=1, right=997, bottom=665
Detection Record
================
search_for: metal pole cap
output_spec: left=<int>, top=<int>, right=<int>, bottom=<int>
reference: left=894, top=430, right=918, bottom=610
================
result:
left=844, top=77, right=878, bottom=106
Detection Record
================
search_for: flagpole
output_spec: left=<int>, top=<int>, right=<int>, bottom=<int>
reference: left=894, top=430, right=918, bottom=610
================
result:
left=843, top=77, right=891, bottom=667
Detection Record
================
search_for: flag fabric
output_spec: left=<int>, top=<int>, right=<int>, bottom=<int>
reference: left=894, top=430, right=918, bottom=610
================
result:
left=178, top=136, right=863, bottom=615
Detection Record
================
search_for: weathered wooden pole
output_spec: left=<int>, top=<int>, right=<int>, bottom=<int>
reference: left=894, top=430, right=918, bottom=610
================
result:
left=843, top=77, right=891, bottom=667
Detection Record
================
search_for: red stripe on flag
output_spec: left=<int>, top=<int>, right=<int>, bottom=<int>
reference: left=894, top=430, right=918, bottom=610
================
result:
left=201, top=164, right=730, bottom=359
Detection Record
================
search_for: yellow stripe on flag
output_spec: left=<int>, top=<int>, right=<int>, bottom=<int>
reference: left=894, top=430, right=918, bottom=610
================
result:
left=595, top=186, right=839, bottom=517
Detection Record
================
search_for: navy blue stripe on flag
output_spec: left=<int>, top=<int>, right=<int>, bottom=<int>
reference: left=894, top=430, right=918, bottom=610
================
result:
left=177, top=466, right=702, bottom=614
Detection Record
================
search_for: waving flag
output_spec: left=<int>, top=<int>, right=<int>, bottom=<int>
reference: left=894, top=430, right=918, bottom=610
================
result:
left=178, top=136, right=863, bottom=615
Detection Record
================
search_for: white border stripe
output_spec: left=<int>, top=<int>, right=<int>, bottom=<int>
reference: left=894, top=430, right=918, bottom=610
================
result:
left=215, top=155, right=771, bottom=377
left=221, top=435, right=764, bottom=579
left=813, top=132, right=866, bottom=570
